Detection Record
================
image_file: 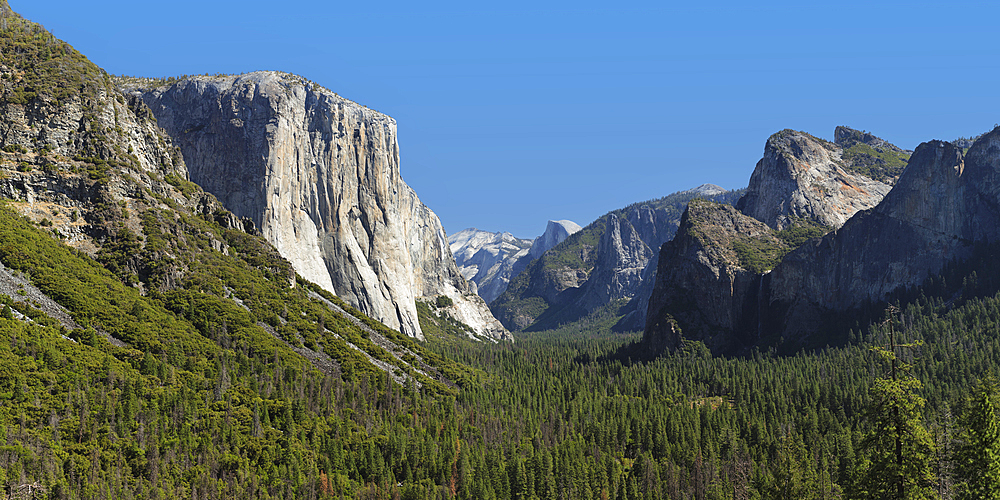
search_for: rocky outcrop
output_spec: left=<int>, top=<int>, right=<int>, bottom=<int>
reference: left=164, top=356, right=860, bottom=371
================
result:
left=834, top=126, right=913, bottom=184
left=568, top=212, right=656, bottom=314
left=0, top=54, right=212, bottom=261
left=643, top=200, right=786, bottom=352
left=736, top=129, right=894, bottom=230
left=644, top=127, right=1000, bottom=354
left=491, top=185, right=743, bottom=331
left=767, top=139, right=974, bottom=334
left=528, top=220, right=582, bottom=260
left=448, top=220, right=580, bottom=304
left=133, top=72, right=506, bottom=340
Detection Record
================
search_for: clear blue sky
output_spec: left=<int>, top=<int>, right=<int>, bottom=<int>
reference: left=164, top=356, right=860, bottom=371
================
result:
left=17, top=0, right=1000, bottom=239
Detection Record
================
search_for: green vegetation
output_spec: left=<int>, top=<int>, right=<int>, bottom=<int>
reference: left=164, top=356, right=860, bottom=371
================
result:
left=955, top=378, right=1000, bottom=499
left=163, top=173, right=200, bottom=199
left=731, top=216, right=833, bottom=273
left=854, top=311, right=936, bottom=499
left=731, top=216, right=829, bottom=274
left=0, top=1, right=102, bottom=105
left=541, top=217, right=604, bottom=272
left=434, top=295, right=454, bottom=309
left=776, top=217, right=832, bottom=248
left=418, top=290, right=1000, bottom=499
left=489, top=258, right=552, bottom=327
left=0, top=192, right=491, bottom=497
left=5, top=174, right=1000, bottom=500
left=416, top=300, right=474, bottom=341
left=841, top=142, right=910, bottom=183
left=732, top=237, right=787, bottom=274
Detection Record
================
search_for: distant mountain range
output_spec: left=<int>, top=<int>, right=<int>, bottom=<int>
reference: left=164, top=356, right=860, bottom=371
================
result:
left=449, top=220, right=581, bottom=303
left=488, top=184, right=744, bottom=332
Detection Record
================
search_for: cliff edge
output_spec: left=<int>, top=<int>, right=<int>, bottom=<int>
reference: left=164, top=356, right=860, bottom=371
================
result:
left=132, top=73, right=507, bottom=340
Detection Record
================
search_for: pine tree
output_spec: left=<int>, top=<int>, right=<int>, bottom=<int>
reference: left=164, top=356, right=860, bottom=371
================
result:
left=857, top=308, right=937, bottom=499
left=955, top=377, right=1000, bottom=499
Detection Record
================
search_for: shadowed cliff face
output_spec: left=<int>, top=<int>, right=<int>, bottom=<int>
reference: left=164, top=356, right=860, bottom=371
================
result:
left=769, top=140, right=968, bottom=316
left=644, top=127, right=1000, bottom=354
left=643, top=200, right=785, bottom=353
left=134, top=72, right=506, bottom=340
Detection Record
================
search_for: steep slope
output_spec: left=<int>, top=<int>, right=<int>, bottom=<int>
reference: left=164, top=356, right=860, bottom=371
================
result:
left=0, top=4, right=479, bottom=496
left=765, top=137, right=979, bottom=341
left=491, top=184, right=743, bottom=331
left=736, top=128, right=897, bottom=230
left=643, top=199, right=787, bottom=352
left=129, top=73, right=506, bottom=340
left=645, top=127, right=1000, bottom=354
left=448, top=220, right=581, bottom=304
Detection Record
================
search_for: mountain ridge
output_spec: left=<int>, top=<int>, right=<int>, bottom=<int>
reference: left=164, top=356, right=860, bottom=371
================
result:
left=491, top=184, right=744, bottom=332
left=643, top=126, right=1000, bottom=354
left=448, top=220, right=580, bottom=304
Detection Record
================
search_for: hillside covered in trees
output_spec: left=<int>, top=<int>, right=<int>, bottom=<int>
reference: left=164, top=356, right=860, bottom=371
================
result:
left=2, top=1, right=1000, bottom=499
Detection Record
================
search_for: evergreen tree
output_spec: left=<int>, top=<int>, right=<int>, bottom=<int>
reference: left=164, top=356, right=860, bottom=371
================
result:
left=857, top=309, right=937, bottom=499
left=955, top=377, right=1000, bottom=499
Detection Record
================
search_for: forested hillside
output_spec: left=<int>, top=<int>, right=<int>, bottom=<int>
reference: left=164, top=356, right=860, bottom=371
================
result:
left=3, top=1, right=1000, bottom=499
left=8, top=199, right=1000, bottom=498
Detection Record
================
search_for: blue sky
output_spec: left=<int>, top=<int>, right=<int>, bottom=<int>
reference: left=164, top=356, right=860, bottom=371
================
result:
left=17, top=0, right=1000, bottom=238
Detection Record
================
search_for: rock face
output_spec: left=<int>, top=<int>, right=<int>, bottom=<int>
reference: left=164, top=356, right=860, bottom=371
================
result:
left=448, top=220, right=580, bottom=304
left=449, top=229, right=533, bottom=303
left=572, top=213, right=656, bottom=311
left=766, top=139, right=977, bottom=338
left=133, top=72, right=506, bottom=340
left=0, top=53, right=218, bottom=259
left=736, top=129, right=894, bottom=230
left=491, top=185, right=743, bottom=331
left=644, top=126, right=1000, bottom=354
left=528, top=220, right=583, bottom=260
left=643, top=200, right=786, bottom=352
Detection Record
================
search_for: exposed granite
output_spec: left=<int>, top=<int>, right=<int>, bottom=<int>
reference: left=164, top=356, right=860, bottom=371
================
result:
left=132, top=72, right=506, bottom=340
left=737, top=129, right=892, bottom=230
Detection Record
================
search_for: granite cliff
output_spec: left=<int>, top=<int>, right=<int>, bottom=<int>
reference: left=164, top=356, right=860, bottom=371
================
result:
left=764, top=136, right=992, bottom=341
left=132, top=73, right=507, bottom=340
left=736, top=128, right=896, bottom=230
left=644, top=127, right=1000, bottom=354
left=643, top=199, right=787, bottom=352
left=491, top=185, right=743, bottom=331
left=448, top=220, right=580, bottom=304
left=0, top=1, right=464, bottom=390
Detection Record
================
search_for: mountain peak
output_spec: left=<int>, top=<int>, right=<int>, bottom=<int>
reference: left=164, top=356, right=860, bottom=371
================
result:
left=737, top=128, right=894, bottom=230
left=686, top=183, right=727, bottom=197
left=834, top=125, right=909, bottom=153
left=529, top=220, right=583, bottom=259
